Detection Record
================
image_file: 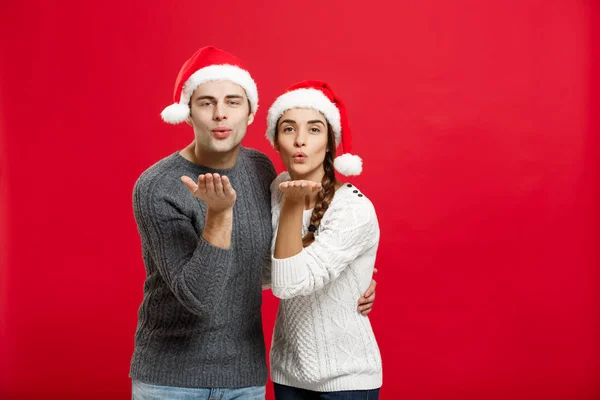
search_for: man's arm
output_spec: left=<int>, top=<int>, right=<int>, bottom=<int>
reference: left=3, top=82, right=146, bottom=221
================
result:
left=261, top=254, right=272, bottom=290
left=133, top=173, right=236, bottom=319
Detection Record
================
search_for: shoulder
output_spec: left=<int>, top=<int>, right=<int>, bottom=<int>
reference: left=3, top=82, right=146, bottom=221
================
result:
left=241, top=147, right=275, bottom=172
left=270, top=171, right=291, bottom=192
left=324, top=183, right=378, bottom=227
left=270, top=171, right=291, bottom=206
left=240, top=147, right=276, bottom=188
left=135, top=154, right=171, bottom=191
left=133, top=153, right=189, bottom=208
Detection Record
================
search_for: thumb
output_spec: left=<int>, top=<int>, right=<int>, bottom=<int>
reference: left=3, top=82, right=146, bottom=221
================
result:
left=180, top=176, right=197, bottom=193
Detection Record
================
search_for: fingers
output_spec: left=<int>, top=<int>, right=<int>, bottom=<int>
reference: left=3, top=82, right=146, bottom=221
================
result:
left=358, top=290, right=375, bottom=306
left=358, top=279, right=377, bottom=315
left=211, top=174, right=234, bottom=196
left=204, top=173, right=215, bottom=193
left=294, top=181, right=320, bottom=191
left=373, top=267, right=378, bottom=274
left=222, top=175, right=233, bottom=196
left=182, top=174, right=235, bottom=212
left=181, top=174, right=224, bottom=196
left=192, top=173, right=233, bottom=196
left=363, top=279, right=377, bottom=298
left=196, top=174, right=208, bottom=195
left=279, top=180, right=322, bottom=195
left=359, top=303, right=373, bottom=316
left=357, top=293, right=375, bottom=315
left=213, top=173, right=223, bottom=194
left=181, top=176, right=198, bottom=193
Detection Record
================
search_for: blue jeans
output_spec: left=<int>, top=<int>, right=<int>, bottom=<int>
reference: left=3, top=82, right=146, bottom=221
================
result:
left=132, top=380, right=266, bottom=400
left=273, top=383, right=379, bottom=400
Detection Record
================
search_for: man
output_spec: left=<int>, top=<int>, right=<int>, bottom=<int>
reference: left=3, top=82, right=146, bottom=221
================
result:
left=130, top=46, right=376, bottom=399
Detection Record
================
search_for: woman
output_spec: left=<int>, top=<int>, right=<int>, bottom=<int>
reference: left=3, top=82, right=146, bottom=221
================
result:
left=265, top=80, right=382, bottom=399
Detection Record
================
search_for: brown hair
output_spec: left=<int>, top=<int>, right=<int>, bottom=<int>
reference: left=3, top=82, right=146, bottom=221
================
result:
left=274, top=118, right=338, bottom=247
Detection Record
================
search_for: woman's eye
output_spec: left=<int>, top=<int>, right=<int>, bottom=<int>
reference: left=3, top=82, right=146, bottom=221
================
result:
left=310, top=127, right=321, bottom=133
left=283, top=127, right=294, bottom=132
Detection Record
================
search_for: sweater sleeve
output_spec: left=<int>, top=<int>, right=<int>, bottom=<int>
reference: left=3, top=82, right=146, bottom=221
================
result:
left=270, top=196, right=379, bottom=299
left=133, top=184, right=233, bottom=318
left=261, top=255, right=272, bottom=290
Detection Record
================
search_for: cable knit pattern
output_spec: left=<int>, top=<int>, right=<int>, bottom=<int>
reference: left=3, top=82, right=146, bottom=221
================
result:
left=130, top=147, right=275, bottom=388
left=268, top=172, right=383, bottom=391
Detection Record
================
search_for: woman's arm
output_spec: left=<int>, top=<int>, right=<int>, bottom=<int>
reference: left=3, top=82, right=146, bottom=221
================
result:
left=274, top=180, right=321, bottom=259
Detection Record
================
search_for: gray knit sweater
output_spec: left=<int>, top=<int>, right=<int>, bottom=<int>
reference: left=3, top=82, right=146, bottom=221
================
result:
left=130, top=147, right=275, bottom=388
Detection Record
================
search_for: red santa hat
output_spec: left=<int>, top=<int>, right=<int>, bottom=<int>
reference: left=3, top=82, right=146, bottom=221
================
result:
left=161, top=46, right=258, bottom=124
left=265, top=80, right=362, bottom=176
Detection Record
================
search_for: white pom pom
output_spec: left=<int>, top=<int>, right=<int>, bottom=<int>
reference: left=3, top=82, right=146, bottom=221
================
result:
left=160, top=103, right=190, bottom=124
left=334, top=153, right=363, bottom=176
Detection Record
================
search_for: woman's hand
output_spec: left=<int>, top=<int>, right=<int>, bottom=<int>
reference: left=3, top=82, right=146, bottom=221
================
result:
left=279, top=180, right=322, bottom=202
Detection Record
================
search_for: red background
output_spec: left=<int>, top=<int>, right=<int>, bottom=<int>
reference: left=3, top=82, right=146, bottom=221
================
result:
left=1, top=1, right=599, bottom=399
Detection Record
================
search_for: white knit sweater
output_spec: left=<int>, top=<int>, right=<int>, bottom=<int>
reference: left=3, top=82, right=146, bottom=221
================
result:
left=266, top=172, right=383, bottom=391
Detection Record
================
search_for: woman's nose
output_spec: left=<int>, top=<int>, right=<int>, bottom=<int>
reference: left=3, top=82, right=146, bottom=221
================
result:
left=294, top=132, right=307, bottom=147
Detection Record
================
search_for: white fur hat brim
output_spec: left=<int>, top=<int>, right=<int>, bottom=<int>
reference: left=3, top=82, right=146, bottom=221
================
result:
left=265, top=88, right=341, bottom=145
left=162, top=64, right=258, bottom=124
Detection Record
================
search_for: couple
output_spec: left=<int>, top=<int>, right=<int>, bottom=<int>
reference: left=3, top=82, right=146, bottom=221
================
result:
left=130, top=46, right=382, bottom=400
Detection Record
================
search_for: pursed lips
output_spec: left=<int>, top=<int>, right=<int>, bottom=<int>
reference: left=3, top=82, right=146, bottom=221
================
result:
left=212, top=127, right=232, bottom=139
left=292, top=152, right=307, bottom=162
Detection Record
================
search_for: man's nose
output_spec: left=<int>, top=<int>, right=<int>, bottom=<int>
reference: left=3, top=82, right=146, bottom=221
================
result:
left=213, top=103, right=228, bottom=121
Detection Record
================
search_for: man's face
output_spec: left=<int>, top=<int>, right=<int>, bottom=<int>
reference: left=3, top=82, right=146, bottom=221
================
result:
left=188, top=80, right=254, bottom=154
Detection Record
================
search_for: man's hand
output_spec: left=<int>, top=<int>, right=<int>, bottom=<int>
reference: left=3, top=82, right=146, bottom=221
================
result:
left=358, top=268, right=378, bottom=316
left=181, top=173, right=236, bottom=213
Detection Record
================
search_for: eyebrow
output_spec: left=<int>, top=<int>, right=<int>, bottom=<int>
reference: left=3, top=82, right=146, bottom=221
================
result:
left=195, top=96, right=216, bottom=101
left=278, top=119, right=326, bottom=126
left=195, top=95, right=245, bottom=101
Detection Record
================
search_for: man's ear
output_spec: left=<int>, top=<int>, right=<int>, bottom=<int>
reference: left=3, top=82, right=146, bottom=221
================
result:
left=247, top=112, right=255, bottom=126
left=185, top=103, right=193, bottom=126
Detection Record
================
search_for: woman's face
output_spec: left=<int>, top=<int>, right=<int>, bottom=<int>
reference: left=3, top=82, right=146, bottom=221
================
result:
left=276, top=108, right=329, bottom=182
